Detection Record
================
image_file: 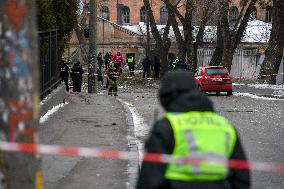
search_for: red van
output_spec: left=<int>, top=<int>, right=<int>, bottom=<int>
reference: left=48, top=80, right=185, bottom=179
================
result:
left=195, top=66, right=233, bottom=95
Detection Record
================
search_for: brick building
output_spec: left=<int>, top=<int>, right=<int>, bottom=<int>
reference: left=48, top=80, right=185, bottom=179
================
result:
left=97, top=0, right=273, bottom=26
left=68, top=0, right=273, bottom=65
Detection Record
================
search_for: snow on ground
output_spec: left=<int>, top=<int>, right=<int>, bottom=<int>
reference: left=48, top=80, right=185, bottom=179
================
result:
left=234, top=83, right=284, bottom=91
left=118, top=99, right=150, bottom=164
left=40, top=86, right=63, bottom=106
left=247, top=84, right=284, bottom=90
left=233, top=92, right=284, bottom=101
left=40, top=102, right=68, bottom=124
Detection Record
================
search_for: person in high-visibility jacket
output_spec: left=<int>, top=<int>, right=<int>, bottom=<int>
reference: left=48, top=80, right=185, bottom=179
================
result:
left=137, top=71, right=250, bottom=189
left=127, top=56, right=135, bottom=76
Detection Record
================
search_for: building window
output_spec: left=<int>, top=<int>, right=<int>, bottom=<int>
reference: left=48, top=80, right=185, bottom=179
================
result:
left=249, top=6, right=257, bottom=21
left=101, top=6, right=110, bottom=20
left=266, top=6, right=272, bottom=23
left=121, top=6, right=130, bottom=24
left=160, top=6, right=168, bottom=25
left=229, top=6, right=239, bottom=22
left=140, top=6, right=147, bottom=22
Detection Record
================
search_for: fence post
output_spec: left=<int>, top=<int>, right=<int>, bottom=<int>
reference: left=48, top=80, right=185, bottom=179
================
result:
left=0, top=1, right=42, bottom=188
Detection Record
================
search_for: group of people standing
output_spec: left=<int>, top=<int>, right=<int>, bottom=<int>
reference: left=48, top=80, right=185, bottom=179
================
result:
left=60, top=61, right=84, bottom=92
left=60, top=51, right=163, bottom=94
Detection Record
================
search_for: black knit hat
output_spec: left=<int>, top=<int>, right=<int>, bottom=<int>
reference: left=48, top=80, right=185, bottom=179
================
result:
left=159, top=71, right=198, bottom=96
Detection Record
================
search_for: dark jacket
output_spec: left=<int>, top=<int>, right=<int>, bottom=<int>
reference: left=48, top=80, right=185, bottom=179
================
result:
left=60, top=64, right=70, bottom=79
left=70, top=63, right=84, bottom=81
left=142, top=57, right=151, bottom=69
left=137, top=91, right=250, bottom=189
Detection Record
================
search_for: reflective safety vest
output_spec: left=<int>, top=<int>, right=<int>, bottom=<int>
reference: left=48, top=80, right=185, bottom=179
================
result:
left=165, top=111, right=237, bottom=181
left=128, top=57, right=134, bottom=63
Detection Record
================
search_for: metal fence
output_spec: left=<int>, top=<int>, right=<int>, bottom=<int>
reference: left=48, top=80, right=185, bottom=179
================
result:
left=39, top=29, right=61, bottom=98
left=197, top=48, right=258, bottom=80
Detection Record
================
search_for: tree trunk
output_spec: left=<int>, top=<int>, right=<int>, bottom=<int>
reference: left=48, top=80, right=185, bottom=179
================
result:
left=210, top=22, right=223, bottom=66
left=0, top=1, right=42, bottom=188
left=160, top=43, right=171, bottom=76
left=144, top=0, right=172, bottom=77
left=219, top=0, right=256, bottom=72
left=259, top=0, right=284, bottom=84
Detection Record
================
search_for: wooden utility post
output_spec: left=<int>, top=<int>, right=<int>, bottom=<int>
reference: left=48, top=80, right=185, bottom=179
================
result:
left=0, top=0, right=42, bottom=189
left=146, top=8, right=151, bottom=57
left=88, top=0, right=98, bottom=93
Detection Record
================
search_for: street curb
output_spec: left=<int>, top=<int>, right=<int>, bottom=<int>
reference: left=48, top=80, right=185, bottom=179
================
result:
left=117, top=98, right=139, bottom=189
left=40, top=84, right=66, bottom=117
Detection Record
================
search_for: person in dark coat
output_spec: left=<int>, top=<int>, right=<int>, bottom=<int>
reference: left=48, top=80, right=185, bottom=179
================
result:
left=97, top=52, right=103, bottom=71
left=142, top=56, right=151, bottom=78
left=60, top=61, right=70, bottom=91
left=70, top=61, right=84, bottom=92
left=137, top=71, right=250, bottom=189
left=174, top=58, right=187, bottom=70
left=153, top=56, right=160, bottom=79
left=97, top=68, right=103, bottom=86
left=104, top=52, right=111, bottom=72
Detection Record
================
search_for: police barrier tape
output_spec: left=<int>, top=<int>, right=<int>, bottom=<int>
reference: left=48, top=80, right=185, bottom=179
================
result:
left=1, top=141, right=284, bottom=173
left=236, top=73, right=284, bottom=80
left=102, top=69, right=284, bottom=80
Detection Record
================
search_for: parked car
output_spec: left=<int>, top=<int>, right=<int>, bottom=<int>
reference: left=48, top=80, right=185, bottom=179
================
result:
left=195, top=66, right=233, bottom=95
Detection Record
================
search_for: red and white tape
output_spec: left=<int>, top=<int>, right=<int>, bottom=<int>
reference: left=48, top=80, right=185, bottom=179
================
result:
left=1, top=141, right=284, bottom=173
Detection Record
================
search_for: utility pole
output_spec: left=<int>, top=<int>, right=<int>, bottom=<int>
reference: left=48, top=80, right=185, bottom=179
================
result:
left=146, top=8, right=151, bottom=57
left=146, top=0, right=152, bottom=57
left=0, top=0, right=42, bottom=189
left=88, top=0, right=98, bottom=93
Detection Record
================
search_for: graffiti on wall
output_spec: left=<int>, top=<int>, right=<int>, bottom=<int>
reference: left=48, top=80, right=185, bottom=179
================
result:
left=0, top=0, right=37, bottom=143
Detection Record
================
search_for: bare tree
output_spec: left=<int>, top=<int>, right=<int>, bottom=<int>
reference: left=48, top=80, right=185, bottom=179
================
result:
left=210, top=0, right=257, bottom=71
left=259, top=0, right=284, bottom=84
left=163, top=0, right=216, bottom=72
left=143, top=0, right=172, bottom=76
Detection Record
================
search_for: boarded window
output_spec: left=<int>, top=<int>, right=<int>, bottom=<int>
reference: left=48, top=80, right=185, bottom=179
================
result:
left=140, top=6, right=147, bottom=22
left=229, top=6, right=239, bottom=22
left=160, top=6, right=168, bottom=25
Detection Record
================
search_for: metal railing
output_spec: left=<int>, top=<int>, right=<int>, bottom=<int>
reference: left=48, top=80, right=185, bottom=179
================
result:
left=39, top=29, right=61, bottom=98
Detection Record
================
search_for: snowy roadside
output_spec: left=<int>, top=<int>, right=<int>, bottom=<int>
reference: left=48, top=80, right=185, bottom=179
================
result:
left=234, top=83, right=284, bottom=90
left=40, top=102, right=68, bottom=124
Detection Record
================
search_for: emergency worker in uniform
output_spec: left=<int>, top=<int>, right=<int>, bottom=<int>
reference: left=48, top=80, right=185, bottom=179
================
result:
left=127, top=55, right=135, bottom=76
left=107, top=65, right=119, bottom=96
left=70, top=61, right=84, bottom=92
left=60, top=61, right=70, bottom=91
left=137, top=71, right=250, bottom=189
left=114, top=51, right=123, bottom=74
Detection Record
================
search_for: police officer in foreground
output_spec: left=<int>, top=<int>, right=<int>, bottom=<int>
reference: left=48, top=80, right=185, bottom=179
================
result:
left=60, top=61, right=70, bottom=91
left=137, top=71, right=250, bottom=189
left=70, top=61, right=84, bottom=92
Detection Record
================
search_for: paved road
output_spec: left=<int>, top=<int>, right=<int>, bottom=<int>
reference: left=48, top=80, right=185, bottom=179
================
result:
left=118, top=82, right=284, bottom=189
left=39, top=82, right=284, bottom=189
left=39, top=93, right=131, bottom=189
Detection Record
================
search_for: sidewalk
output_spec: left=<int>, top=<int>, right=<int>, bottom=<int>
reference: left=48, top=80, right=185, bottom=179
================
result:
left=39, top=92, right=139, bottom=189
